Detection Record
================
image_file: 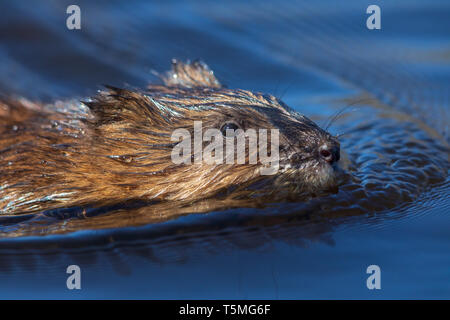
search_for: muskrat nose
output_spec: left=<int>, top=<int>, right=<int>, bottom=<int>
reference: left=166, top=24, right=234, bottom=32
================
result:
left=319, top=145, right=340, bottom=164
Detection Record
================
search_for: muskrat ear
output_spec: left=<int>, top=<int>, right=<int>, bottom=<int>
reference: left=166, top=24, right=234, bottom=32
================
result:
left=159, top=59, right=222, bottom=89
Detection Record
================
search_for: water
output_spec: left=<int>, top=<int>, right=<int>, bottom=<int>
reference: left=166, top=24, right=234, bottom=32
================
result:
left=0, top=0, right=449, bottom=298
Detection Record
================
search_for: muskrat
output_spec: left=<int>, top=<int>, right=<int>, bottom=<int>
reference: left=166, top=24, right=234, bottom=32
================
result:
left=0, top=60, right=341, bottom=215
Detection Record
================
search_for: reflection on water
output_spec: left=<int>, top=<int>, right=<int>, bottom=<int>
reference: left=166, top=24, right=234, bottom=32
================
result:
left=0, top=0, right=449, bottom=298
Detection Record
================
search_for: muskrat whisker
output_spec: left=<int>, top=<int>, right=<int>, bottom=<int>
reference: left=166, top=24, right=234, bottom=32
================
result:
left=335, top=131, right=350, bottom=139
left=278, top=81, right=295, bottom=101
left=324, top=105, right=356, bottom=132
left=323, top=98, right=371, bottom=131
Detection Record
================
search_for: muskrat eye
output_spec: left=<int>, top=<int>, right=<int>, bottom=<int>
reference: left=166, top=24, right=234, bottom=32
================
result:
left=220, top=122, right=240, bottom=136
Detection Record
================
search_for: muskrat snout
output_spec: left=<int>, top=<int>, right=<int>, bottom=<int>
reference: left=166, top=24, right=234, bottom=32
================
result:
left=319, top=144, right=340, bottom=165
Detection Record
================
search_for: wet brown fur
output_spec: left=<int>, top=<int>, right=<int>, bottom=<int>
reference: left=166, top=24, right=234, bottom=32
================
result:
left=0, top=60, right=340, bottom=215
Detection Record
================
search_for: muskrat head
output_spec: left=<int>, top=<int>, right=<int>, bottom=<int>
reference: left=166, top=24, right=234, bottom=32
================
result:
left=86, top=60, right=341, bottom=201
left=0, top=60, right=343, bottom=215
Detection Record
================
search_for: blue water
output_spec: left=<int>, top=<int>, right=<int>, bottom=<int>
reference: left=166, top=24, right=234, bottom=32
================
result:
left=0, top=0, right=449, bottom=299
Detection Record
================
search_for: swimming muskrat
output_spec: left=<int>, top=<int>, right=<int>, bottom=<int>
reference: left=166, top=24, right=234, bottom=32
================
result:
left=0, top=60, right=341, bottom=215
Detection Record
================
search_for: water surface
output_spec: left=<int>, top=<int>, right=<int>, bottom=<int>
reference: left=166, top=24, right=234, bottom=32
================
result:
left=0, top=0, right=449, bottom=299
